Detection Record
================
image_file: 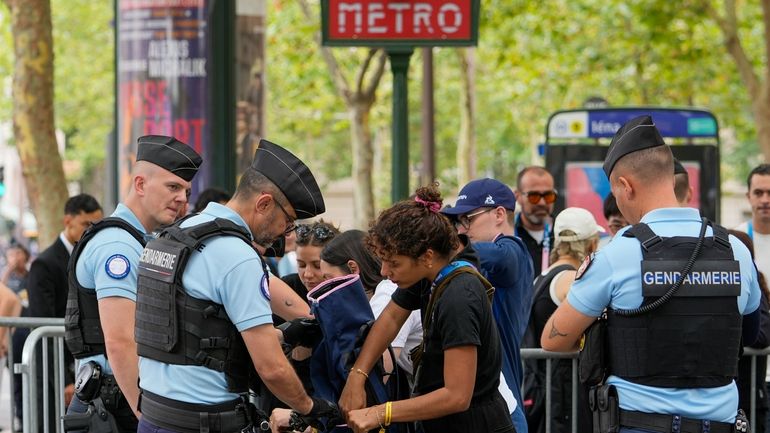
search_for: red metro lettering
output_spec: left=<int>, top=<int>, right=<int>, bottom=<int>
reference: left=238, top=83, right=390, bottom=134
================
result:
left=329, top=0, right=471, bottom=40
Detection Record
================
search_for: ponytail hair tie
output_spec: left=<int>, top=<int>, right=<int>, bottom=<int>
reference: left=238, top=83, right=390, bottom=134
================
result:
left=415, top=197, right=441, bottom=213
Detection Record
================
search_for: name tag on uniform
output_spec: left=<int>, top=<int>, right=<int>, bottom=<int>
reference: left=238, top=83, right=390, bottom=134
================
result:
left=641, top=260, right=741, bottom=297
left=138, top=239, right=187, bottom=283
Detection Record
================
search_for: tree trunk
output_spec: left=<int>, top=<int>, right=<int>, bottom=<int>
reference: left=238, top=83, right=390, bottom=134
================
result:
left=350, top=102, right=375, bottom=229
left=708, top=0, right=770, bottom=161
left=754, top=84, right=770, bottom=162
left=7, top=0, right=67, bottom=248
left=457, top=48, right=477, bottom=186
left=296, top=0, right=386, bottom=226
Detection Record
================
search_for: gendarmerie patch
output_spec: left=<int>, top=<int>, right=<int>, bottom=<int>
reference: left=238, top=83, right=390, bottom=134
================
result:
left=575, top=253, right=595, bottom=280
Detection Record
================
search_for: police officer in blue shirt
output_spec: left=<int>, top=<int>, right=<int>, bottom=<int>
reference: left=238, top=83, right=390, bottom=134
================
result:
left=134, top=139, right=337, bottom=433
left=441, top=178, right=534, bottom=433
left=64, top=135, right=202, bottom=432
left=541, top=115, right=761, bottom=433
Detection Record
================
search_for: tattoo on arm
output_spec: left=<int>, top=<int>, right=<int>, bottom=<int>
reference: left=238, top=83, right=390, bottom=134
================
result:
left=284, top=299, right=293, bottom=307
left=548, top=321, right=568, bottom=339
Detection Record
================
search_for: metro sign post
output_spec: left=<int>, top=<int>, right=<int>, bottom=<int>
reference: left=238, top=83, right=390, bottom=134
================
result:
left=321, top=0, right=480, bottom=202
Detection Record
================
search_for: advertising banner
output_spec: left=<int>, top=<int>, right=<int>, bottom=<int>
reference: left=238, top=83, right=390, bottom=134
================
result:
left=117, top=0, right=210, bottom=198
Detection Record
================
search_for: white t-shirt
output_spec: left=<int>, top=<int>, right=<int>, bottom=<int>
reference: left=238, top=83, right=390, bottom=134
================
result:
left=735, top=221, right=770, bottom=381
left=370, top=280, right=423, bottom=374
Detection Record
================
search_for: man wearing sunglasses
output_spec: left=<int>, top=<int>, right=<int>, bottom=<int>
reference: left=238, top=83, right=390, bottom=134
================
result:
left=134, top=139, right=338, bottom=432
left=515, top=167, right=557, bottom=274
left=442, top=178, right=534, bottom=433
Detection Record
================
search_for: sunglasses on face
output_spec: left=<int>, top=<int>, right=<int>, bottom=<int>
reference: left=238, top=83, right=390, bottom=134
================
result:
left=295, top=224, right=336, bottom=243
left=522, top=190, right=558, bottom=205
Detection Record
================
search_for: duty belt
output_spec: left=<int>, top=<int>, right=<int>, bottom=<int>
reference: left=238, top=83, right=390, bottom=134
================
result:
left=620, top=410, right=735, bottom=433
left=139, top=391, right=250, bottom=433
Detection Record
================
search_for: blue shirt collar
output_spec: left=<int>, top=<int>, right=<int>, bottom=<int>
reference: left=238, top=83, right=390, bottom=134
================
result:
left=640, top=207, right=701, bottom=224
left=200, top=202, right=254, bottom=240
left=112, top=203, right=148, bottom=235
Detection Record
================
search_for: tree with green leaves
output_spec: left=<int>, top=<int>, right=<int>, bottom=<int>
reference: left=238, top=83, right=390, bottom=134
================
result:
left=297, top=0, right=387, bottom=229
left=707, top=0, right=770, bottom=163
left=2, top=0, right=66, bottom=247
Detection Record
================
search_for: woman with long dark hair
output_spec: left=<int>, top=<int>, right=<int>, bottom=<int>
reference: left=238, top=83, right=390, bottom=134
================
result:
left=337, top=184, right=515, bottom=433
left=320, top=230, right=423, bottom=377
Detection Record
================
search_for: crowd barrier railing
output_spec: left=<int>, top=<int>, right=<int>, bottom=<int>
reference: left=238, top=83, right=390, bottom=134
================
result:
left=0, top=317, right=66, bottom=433
left=521, top=347, right=770, bottom=433
left=2, top=317, right=770, bottom=433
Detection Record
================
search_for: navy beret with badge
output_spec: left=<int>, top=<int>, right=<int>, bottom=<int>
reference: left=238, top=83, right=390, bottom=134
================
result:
left=251, top=139, right=325, bottom=219
left=602, top=115, right=666, bottom=178
left=136, top=135, right=202, bottom=182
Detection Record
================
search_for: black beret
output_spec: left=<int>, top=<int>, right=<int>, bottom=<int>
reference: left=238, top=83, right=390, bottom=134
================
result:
left=251, top=139, right=325, bottom=219
left=602, top=115, right=666, bottom=177
left=673, top=158, right=687, bottom=175
left=136, top=135, right=202, bottom=182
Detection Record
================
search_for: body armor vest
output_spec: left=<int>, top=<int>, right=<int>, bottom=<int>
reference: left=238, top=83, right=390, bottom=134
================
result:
left=608, top=220, right=742, bottom=388
left=135, top=218, right=258, bottom=394
left=65, top=217, right=147, bottom=358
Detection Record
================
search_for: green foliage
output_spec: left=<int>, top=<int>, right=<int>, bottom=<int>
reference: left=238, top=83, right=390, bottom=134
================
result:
left=51, top=0, right=113, bottom=178
left=0, top=0, right=113, bottom=180
left=0, top=0, right=766, bottom=197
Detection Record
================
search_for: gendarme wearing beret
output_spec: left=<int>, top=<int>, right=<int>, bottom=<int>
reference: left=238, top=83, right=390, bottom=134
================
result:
left=251, top=139, right=326, bottom=219
left=136, top=135, right=202, bottom=182
left=603, top=115, right=666, bottom=178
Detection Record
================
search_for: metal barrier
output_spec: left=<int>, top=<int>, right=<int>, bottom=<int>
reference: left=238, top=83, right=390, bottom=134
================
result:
left=0, top=317, right=66, bottom=433
left=1, top=316, right=770, bottom=433
left=522, top=347, right=770, bottom=433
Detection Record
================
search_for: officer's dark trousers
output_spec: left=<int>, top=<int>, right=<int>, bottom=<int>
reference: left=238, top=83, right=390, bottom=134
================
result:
left=137, top=419, right=180, bottom=433
left=420, top=391, right=516, bottom=433
left=67, top=395, right=138, bottom=433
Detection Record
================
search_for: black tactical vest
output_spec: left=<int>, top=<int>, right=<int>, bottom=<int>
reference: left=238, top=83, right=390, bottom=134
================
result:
left=608, top=220, right=742, bottom=388
left=135, top=218, right=260, bottom=394
left=65, top=217, right=147, bottom=358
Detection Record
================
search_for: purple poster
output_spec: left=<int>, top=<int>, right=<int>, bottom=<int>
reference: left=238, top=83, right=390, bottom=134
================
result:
left=117, top=0, right=209, bottom=198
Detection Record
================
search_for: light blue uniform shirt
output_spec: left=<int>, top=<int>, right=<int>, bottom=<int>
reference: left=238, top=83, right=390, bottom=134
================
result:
left=139, top=202, right=273, bottom=404
left=75, top=203, right=149, bottom=375
left=568, top=207, right=761, bottom=423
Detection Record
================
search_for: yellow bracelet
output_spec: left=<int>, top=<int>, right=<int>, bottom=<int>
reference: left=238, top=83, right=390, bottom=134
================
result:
left=384, top=401, right=392, bottom=426
left=351, top=367, right=369, bottom=379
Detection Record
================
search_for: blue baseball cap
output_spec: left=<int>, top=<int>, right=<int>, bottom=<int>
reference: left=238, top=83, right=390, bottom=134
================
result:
left=441, top=178, right=517, bottom=216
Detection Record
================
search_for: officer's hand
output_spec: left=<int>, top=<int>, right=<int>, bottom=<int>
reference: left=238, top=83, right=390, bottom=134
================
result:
left=278, top=318, right=322, bottom=348
left=306, top=397, right=341, bottom=421
left=269, top=408, right=292, bottom=433
left=338, top=374, right=367, bottom=420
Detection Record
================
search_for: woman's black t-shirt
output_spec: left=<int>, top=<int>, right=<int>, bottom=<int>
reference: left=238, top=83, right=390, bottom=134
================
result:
left=391, top=269, right=502, bottom=400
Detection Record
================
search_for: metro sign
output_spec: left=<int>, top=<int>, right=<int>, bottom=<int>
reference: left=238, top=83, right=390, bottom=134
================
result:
left=321, top=0, right=479, bottom=46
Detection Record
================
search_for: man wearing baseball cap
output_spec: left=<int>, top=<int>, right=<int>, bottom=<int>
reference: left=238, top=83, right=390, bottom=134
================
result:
left=442, top=178, right=534, bottom=433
